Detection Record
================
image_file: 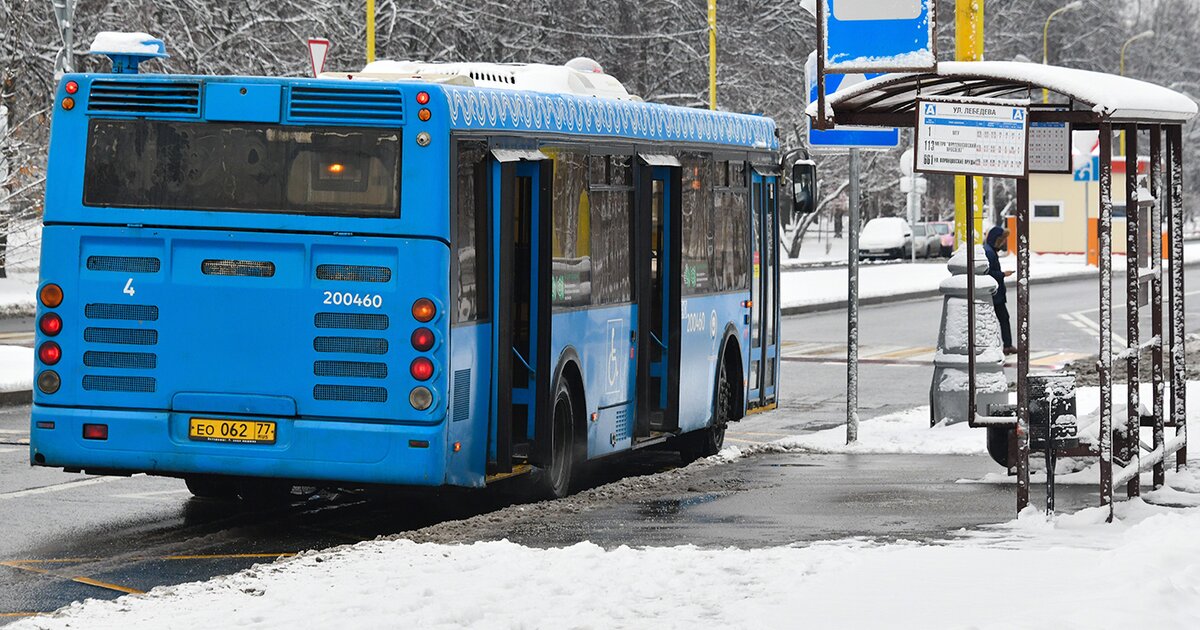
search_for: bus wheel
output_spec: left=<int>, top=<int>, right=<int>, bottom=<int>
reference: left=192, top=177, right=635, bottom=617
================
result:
left=184, top=475, right=239, bottom=500
left=536, top=379, right=578, bottom=499
left=680, top=358, right=731, bottom=463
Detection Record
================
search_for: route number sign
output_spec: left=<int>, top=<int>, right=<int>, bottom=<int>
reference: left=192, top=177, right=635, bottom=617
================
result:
left=915, top=98, right=1029, bottom=178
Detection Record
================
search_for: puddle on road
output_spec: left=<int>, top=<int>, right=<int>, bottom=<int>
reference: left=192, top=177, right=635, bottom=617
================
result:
left=638, top=493, right=721, bottom=517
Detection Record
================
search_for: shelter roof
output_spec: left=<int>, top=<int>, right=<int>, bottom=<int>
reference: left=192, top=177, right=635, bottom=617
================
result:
left=808, top=61, right=1197, bottom=126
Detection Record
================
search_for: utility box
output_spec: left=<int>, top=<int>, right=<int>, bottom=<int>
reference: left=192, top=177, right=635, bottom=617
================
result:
left=1028, top=373, right=1079, bottom=450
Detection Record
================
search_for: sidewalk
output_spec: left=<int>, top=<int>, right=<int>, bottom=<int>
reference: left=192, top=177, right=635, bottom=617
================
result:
left=781, top=240, right=1200, bottom=315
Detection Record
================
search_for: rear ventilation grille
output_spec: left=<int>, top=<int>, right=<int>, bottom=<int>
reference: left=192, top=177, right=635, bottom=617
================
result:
left=313, top=384, right=388, bottom=403
left=84, top=351, right=157, bottom=370
left=84, top=327, right=158, bottom=346
left=314, top=360, right=387, bottom=379
left=83, top=375, right=157, bottom=393
left=314, top=312, right=389, bottom=330
left=452, top=369, right=471, bottom=422
left=615, top=407, right=631, bottom=440
left=313, top=336, right=388, bottom=355
left=288, top=86, right=404, bottom=125
left=316, top=264, right=392, bottom=283
left=88, top=80, right=201, bottom=116
left=202, top=259, right=276, bottom=278
left=85, top=304, right=159, bottom=321
left=86, top=256, right=161, bottom=274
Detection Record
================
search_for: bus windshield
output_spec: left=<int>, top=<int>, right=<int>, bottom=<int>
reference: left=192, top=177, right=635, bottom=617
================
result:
left=83, top=120, right=401, bottom=218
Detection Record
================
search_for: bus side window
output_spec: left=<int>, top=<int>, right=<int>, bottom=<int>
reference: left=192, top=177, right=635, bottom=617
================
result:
left=589, top=155, right=634, bottom=305
left=713, top=161, right=749, bottom=293
left=680, top=154, right=714, bottom=295
left=550, top=150, right=591, bottom=308
left=453, top=140, right=490, bottom=324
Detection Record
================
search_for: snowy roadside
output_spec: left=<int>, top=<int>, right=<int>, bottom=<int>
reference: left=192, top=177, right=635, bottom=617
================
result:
left=780, top=240, right=1200, bottom=313
left=0, top=345, right=34, bottom=394
left=16, top=390, right=1200, bottom=630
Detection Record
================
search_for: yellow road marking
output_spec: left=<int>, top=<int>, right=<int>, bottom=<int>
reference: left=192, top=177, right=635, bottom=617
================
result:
left=70, top=577, right=144, bottom=595
left=729, top=430, right=790, bottom=438
left=869, top=346, right=936, bottom=360
left=725, top=437, right=762, bottom=445
left=162, top=553, right=295, bottom=561
left=0, top=612, right=41, bottom=618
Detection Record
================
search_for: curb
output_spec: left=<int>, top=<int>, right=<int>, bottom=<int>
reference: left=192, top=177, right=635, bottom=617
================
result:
left=0, top=389, right=32, bottom=407
left=782, top=258, right=1200, bottom=317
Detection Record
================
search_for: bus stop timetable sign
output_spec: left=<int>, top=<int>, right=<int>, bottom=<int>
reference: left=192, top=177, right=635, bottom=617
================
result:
left=915, top=98, right=1030, bottom=178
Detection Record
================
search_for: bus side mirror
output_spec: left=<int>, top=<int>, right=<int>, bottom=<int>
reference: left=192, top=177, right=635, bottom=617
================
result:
left=791, top=161, right=817, bottom=218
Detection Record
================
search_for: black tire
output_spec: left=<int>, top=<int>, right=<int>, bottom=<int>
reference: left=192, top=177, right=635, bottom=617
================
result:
left=184, top=475, right=239, bottom=500
left=535, top=379, right=578, bottom=499
left=986, top=427, right=1013, bottom=468
left=680, top=357, right=732, bottom=463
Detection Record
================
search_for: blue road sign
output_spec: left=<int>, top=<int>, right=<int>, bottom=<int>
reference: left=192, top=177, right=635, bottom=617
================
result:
left=1074, top=155, right=1100, bottom=182
left=806, top=52, right=899, bottom=150
left=822, top=0, right=936, bottom=72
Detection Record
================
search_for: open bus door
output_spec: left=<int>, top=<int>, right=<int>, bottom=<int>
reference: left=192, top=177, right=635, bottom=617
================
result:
left=635, top=160, right=682, bottom=437
left=490, top=154, right=551, bottom=474
left=748, top=168, right=780, bottom=409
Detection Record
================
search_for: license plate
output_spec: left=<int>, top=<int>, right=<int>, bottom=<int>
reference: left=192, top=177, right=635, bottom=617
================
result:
left=188, top=418, right=276, bottom=445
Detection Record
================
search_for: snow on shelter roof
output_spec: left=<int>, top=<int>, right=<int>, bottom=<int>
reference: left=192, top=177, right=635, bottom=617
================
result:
left=808, top=61, right=1197, bottom=124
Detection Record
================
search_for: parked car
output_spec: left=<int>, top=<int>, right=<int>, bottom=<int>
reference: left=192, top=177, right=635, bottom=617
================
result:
left=930, top=221, right=955, bottom=256
left=912, top=223, right=942, bottom=258
left=859, top=217, right=912, bottom=260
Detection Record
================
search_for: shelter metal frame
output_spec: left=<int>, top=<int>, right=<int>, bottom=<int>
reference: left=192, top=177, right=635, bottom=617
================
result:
left=813, top=64, right=1193, bottom=517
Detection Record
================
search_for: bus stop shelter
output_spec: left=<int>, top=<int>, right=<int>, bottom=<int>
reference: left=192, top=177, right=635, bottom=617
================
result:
left=809, top=61, right=1197, bottom=517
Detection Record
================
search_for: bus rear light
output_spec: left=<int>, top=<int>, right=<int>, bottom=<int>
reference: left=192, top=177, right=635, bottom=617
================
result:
left=36, top=421, right=55, bottom=430
left=410, top=386, right=433, bottom=410
left=453, top=441, right=462, bottom=453
left=39, top=284, right=63, bottom=308
left=61, top=97, right=75, bottom=111
left=38, top=342, right=61, bottom=366
left=82, top=424, right=108, bottom=440
left=37, top=370, right=61, bottom=394
left=416, top=91, right=430, bottom=105
left=418, top=108, right=432, bottom=122
left=39, top=313, right=63, bottom=336
left=65, top=81, right=79, bottom=95
left=408, top=440, right=430, bottom=448
left=412, top=298, right=436, bottom=322
left=411, top=327, right=435, bottom=352
left=410, top=358, right=434, bottom=381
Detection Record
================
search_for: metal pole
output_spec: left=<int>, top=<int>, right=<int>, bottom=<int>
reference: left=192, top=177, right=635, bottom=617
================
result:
left=1167, top=125, right=1187, bottom=470
left=708, top=0, right=718, bottom=111
left=847, top=148, right=861, bottom=445
left=1150, top=125, right=1166, bottom=489
left=51, top=0, right=76, bottom=76
left=366, top=0, right=376, bottom=64
left=1016, top=177, right=1032, bottom=512
left=1125, top=124, right=1141, bottom=499
left=966, top=176, right=977, bottom=424
left=1099, top=124, right=1114, bottom=518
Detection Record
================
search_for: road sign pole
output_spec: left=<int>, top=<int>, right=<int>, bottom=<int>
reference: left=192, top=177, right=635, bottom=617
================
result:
left=708, top=0, right=717, bottom=111
left=847, top=148, right=861, bottom=445
left=366, top=0, right=376, bottom=64
left=954, top=0, right=984, bottom=248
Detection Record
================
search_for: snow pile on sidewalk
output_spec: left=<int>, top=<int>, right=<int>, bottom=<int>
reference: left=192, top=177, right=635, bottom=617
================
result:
left=0, top=346, right=33, bottom=393
left=15, top=499, right=1200, bottom=630
left=773, top=406, right=986, bottom=455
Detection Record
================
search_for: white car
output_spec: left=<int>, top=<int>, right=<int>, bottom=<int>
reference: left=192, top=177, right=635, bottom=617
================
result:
left=858, top=217, right=912, bottom=260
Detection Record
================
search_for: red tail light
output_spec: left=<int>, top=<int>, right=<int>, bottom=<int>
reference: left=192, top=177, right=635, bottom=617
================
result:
left=411, top=327, right=435, bottom=352
left=65, top=81, right=79, bottom=94
left=416, top=91, right=430, bottom=105
left=410, top=357, right=434, bottom=381
left=39, top=313, right=63, bottom=336
left=38, top=342, right=61, bottom=366
left=83, top=424, right=108, bottom=440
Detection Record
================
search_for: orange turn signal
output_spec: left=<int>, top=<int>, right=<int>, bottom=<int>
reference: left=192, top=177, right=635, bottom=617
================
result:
left=412, top=298, right=436, bottom=323
left=61, top=97, right=75, bottom=111
left=39, top=284, right=63, bottom=308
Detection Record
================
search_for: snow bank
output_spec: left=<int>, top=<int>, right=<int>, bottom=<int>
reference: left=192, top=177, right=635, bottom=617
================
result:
left=773, top=406, right=986, bottom=455
left=0, top=271, right=38, bottom=317
left=16, top=500, right=1200, bottom=630
left=0, top=345, right=33, bottom=393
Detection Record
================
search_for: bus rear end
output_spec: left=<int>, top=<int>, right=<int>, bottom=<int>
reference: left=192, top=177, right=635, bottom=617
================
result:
left=31, top=72, right=465, bottom=489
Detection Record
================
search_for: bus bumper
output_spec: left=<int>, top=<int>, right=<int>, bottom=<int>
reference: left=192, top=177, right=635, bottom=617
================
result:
left=29, top=405, right=461, bottom=487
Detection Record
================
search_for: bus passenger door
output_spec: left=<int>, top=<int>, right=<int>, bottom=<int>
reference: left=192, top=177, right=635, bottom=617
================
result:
left=635, top=163, right=681, bottom=436
left=491, top=157, right=551, bottom=474
left=747, top=171, right=779, bottom=408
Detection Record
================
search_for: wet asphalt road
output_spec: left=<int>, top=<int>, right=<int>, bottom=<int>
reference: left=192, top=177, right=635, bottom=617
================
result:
left=1, top=270, right=1196, bottom=621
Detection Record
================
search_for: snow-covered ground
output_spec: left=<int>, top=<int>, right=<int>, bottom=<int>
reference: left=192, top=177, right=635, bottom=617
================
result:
left=780, top=240, right=1200, bottom=310
left=0, top=345, right=34, bottom=393
left=16, top=387, right=1200, bottom=630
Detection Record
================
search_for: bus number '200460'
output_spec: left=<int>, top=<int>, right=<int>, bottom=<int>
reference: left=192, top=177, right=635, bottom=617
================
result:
left=323, top=292, right=384, bottom=308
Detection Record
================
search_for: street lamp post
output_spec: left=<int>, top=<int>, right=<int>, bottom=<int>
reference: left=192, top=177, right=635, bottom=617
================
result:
left=1119, top=30, right=1154, bottom=155
left=1042, top=1, right=1083, bottom=103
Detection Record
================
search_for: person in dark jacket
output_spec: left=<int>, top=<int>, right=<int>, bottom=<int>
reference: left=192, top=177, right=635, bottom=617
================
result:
left=984, top=225, right=1016, bottom=355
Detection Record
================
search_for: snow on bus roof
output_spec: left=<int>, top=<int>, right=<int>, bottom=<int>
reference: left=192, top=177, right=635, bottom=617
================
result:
left=89, top=31, right=167, bottom=57
left=809, top=61, right=1197, bottom=123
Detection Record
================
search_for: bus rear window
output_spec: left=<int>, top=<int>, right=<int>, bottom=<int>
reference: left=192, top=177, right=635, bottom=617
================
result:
left=83, top=120, right=400, bottom=218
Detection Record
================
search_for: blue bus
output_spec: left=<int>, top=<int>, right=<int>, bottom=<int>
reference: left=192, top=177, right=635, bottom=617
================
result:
left=31, top=47, right=782, bottom=499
